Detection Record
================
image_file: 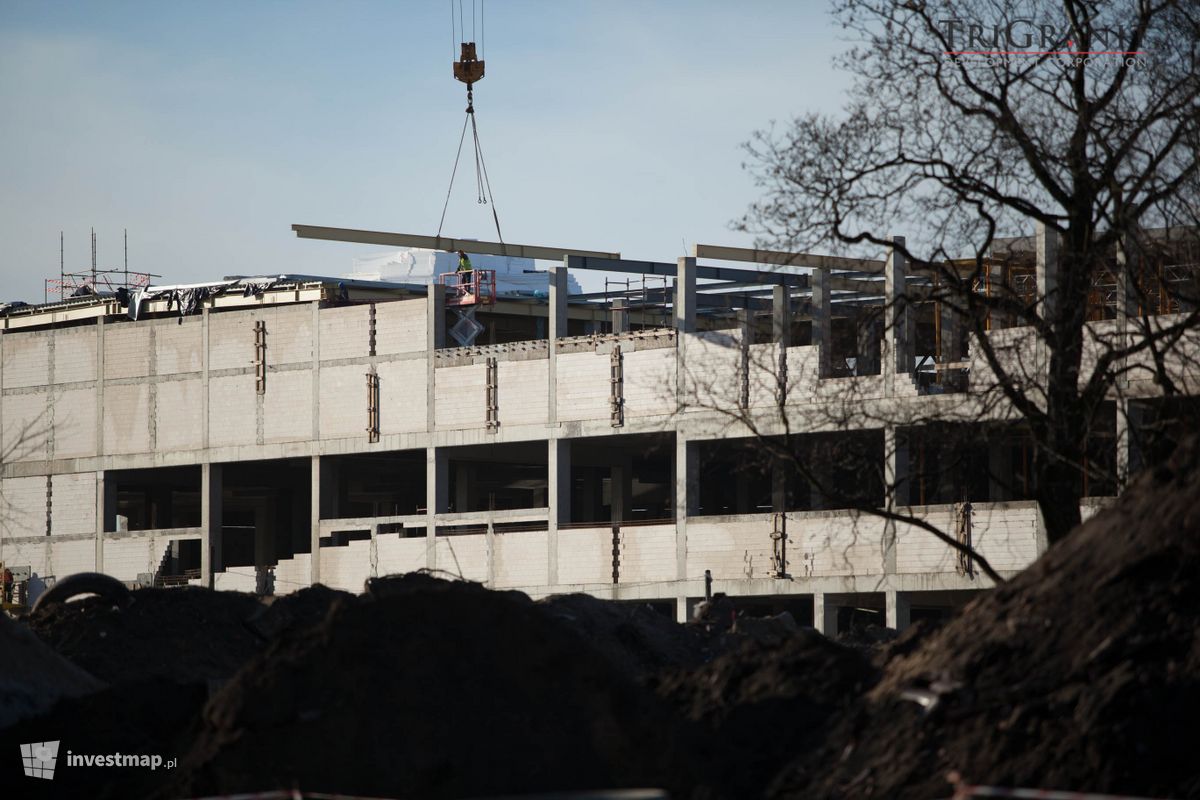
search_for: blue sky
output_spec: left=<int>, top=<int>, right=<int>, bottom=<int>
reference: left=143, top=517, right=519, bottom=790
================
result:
left=0, top=1, right=849, bottom=301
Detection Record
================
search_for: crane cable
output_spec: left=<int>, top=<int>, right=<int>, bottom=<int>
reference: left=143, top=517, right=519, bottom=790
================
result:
left=437, top=0, right=502, bottom=245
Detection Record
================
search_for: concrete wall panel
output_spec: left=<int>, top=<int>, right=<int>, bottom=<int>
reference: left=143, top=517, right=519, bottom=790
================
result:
left=493, top=530, right=548, bottom=588
left=54, top=328, right=98, bottom=384
left=264, top=370, right=313, bottom=443
left=156, top=379, right=204, bottom=452
left=103, top=383, right=151, bottom=454
left=207, top=375, right=256, bottom=448
left=375, top=300, right=427, bottom=355
left=154, top=319, right=203, bottom=374
left=103, top=325, right=152, bottom=380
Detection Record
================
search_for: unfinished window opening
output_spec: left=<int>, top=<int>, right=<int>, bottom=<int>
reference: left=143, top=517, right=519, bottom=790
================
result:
left=444, top=440, right=549, bottom=513
left=218, top=457, right=314, bottom=570
left=107, top=465, right=202, bottom=531
left=566, top=432, right=674, bottom=524
left=320, top=451, right=426, bottom=520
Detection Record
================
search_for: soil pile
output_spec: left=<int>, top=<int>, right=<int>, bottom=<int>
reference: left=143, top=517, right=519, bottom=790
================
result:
left=538, top=593, right=717, bottom=681
left=166, top=575, right=723, bottom=799
left=654, top=630, right=876, bottom=798
left=769, top=440, right=1200, bottom=799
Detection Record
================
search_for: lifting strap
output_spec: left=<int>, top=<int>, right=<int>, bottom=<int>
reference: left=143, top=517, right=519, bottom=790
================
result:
left=436, top=85, right=504, bottom=247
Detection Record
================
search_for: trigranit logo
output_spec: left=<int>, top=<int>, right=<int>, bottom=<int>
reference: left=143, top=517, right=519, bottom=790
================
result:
left=20, top=741, right=60, bottom=780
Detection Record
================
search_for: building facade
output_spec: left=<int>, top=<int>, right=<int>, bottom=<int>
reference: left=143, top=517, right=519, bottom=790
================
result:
left=2, top=226, right=1195, bottom=632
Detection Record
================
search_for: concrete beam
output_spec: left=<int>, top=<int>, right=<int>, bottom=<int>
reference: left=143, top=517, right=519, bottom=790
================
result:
left=292, top=224, right=620, bottom=261
left=692, top=243, right=886, bottom=274
left=566, top=255, right=809, bottom=288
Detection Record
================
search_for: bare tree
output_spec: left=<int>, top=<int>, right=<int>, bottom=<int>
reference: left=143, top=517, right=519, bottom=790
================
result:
left=739, top=0, right=1200, bottom=543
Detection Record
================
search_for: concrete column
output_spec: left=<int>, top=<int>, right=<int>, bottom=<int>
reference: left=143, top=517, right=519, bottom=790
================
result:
left=675, top=433, right=697, bottom=612
left=772, top=285, right=791, bottom=347
left=1036, top=221, right=1059, bottom=321
left=94, top=471, right=113, bottom=572
left=427, top=283, right=445, bottom=432
left=813, top=593, right=839, bottom=636
left=201, top=462, right=222, bottom=588
left=811, top=268, right=832, bottom=378
left=675, top=257, right=697, bottom=333
left=549, top=264, right=568, bottom=428
left=885, top=589, right=911, bottom=631
left=772, top=285, right=791, bottom=404
left=675, top=597, right=689, bottom=624
left=884, top=425, right=909, bottom=507
left=310, top=456, right=322, bottom=585
left=856, top=308, right=882, bottom=376
left=548, top=439, right=569, bottom=585
left=611, top=298, right=629, bottom=334
left=884, top=236, right=912, bottom=385
left=426, top=447, right=448, bottom=569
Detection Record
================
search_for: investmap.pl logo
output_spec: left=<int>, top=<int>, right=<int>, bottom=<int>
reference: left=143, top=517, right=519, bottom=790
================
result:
left=20, top=741, right=59, bottom=780
left=19, top=740, right=176, bottom=780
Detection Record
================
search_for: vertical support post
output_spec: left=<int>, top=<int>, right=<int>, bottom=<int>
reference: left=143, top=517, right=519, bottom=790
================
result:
left=1115, top=399, right=1130, bottom=491
left=427, top=282, right=445, bottom=433
left=549, top=262, right=568, bottom=420
left=737, top=309, right=752, bottom=409
left=883, top=425, right=907, bottom=573
left=811, top=267, right=832, bottom=378
left=813, top=593, right=838, bottom=636
left=94, top=471, right=112, bottom=573
left=675, top=433, right=697, bottom=616
left=1036, top=221, right=1059, bottom=321
left=675, top=257, right=696, bottom=333
left=988, top=434, right=1013, bottom=502
left=772, top=285, right=791, bottom=404
left=201, top=462, right=222, bottom=588
left=310, top=456, right=322, bottom=585
left=548, top=439, right=569, bottom=586
left=885, top=589, right=911, bottom=631
left=611, top=298, right=629, bottom=334
left=884, top=236, right=912, bottom=390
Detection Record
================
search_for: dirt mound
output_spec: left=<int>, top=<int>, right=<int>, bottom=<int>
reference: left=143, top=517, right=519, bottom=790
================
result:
left=0, top=613, right=103, bottom=730
left=26, top=586, right=263, bottom=685
left=654, top=631, right=876, bottom=798
left=770, top=441, right=1200, bottom=799
left=165, top=578, right=724, bottom=799
left=538, top=593, right=718, bottom=681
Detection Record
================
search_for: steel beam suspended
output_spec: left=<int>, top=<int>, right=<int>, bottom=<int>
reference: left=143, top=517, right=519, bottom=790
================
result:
left=292, top=225, right=620, bottom=261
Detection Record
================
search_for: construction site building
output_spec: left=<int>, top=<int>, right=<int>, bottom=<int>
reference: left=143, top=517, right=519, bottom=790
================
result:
left=2, top=223, right=1197, bottom=633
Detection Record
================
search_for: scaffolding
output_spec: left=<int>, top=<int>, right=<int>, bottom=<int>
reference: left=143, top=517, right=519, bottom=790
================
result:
left=44, top=230, right=159, bottom=303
